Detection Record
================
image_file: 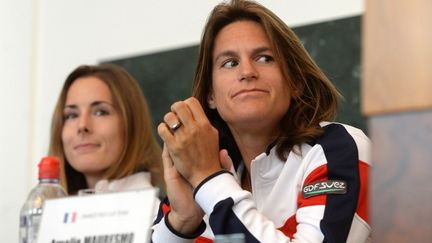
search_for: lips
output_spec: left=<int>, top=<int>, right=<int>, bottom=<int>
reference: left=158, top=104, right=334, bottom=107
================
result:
left=74, top=143, right=100, bottom=152
left=232, top=88, right=268, bottom=98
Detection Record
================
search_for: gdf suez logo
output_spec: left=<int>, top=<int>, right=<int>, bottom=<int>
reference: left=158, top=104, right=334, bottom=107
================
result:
left=302, top=180, right=347, bottom=198
left=63, top=212, right=77, bottom=224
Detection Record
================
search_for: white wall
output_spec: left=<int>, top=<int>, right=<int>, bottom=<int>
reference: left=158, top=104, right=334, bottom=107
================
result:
left=0, top=0, right=35, bottom=240
left=0, top=0, right=363, bottom=241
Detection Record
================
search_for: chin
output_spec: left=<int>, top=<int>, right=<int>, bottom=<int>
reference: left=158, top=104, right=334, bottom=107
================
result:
left=237, top=110, right=266, bottom=120
left=70, top=160, right=100, bottom=172
left=76, top=167, right=108, bottom=176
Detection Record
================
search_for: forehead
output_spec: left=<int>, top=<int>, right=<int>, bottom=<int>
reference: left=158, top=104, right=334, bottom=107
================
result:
left=65, top=76, right=113, bottom=104
left=213, top=20, right=270, bottom=54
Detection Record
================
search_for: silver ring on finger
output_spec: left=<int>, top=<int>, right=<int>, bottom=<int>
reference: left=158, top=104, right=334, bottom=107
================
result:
left=170, top=122, right=182, bottom=132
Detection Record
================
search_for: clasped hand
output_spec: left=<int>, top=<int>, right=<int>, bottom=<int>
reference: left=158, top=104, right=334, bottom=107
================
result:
left=158, top=97, right=222, bottom=188
left=157, top=97, right=232, bottom=234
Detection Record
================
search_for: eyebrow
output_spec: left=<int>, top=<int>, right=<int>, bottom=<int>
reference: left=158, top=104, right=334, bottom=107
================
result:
left=214, top=46, right=272, bottom=63
left=64, top=101, right=114, bottom=110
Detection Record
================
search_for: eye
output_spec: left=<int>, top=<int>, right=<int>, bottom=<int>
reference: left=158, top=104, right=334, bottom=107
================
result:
left=256, top=55, right=274, bottom=63
left=221, top=59, right=239, bottom=69
left=94, top=109, right=110, bottom=116
left=63, top=112, right=78, bottom=121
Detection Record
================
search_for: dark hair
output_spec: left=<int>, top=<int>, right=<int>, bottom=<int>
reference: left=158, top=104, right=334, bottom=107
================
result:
left=48, top=64, right=164, bottom=194
left=192, top=0, right=341, bottom=162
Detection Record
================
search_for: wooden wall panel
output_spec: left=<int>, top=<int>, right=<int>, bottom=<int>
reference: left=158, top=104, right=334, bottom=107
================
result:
left=362, top=0, right=432, bottom=115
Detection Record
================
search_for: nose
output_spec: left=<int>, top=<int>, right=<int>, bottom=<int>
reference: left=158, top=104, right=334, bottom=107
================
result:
left=78, top=113, right=92, bottom=134
left=239, top=59, right=258, bottom=82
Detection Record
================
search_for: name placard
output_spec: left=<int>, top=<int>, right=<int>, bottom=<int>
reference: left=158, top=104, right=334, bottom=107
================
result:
left=37, top=189, right=158, bottom=243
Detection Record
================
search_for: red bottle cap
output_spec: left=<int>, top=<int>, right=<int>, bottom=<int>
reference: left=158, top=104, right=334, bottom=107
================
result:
left=38, top=156, right=61, bottom=179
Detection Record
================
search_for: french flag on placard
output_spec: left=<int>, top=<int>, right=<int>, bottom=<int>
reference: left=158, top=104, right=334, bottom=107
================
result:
left=63, top=212, right=77, bottom=224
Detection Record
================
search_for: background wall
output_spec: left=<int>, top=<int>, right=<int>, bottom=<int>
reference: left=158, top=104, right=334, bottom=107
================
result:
left=111, top=15, right=364, bottom=144
left=0, top=0, right=363, bottom=241
left=0, top=0, right=35, bottom=241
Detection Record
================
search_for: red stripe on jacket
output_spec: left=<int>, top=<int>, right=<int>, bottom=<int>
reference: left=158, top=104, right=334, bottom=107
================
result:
left=278, top=164, right=328, bottom=238
left=356, top=161, right=369, bottom=223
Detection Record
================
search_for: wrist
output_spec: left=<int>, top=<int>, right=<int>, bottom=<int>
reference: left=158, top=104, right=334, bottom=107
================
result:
left=193, top=170, right=232, bottom=198
left=190, top=166, right=223, bottom=188
left=166, top=211, right=203, bottom=236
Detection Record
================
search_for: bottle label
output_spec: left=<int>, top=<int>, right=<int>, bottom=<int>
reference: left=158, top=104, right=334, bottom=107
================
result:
left=28, top=214, right=42, bottom=243
left=20, top=213, right=42, bottom=243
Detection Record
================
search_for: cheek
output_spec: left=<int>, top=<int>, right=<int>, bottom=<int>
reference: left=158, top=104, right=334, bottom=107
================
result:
left=61, top=125, right=72, bottom=147
left=61, top=126, right=74, bottom=161
left=108, top=136, right=124, bottom=165
left=111, top=131, right=124, bottom=151
left=276, top=77, right=291, bottom=97
left=109, top=122, right=125, bottom=153
left=208, top=90, right=225, bottom=110
left=277, top=85, right=292, bottom=112
left=211, top=81, right=230, bottom=103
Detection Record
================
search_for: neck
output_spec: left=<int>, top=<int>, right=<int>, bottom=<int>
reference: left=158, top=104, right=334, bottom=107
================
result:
left=84, top=174, right=104, bottom=189
left=241, top=168, right=252, bottom=192
left=228, top=124, right=278, bottom=171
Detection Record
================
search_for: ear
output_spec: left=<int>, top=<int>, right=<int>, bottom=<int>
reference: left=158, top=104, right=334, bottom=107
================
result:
left=207, top=91, right=216, bottom=109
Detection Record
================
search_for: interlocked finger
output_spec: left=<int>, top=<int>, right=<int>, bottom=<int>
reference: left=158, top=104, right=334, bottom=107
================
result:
left=170, top=121, right=182, bottom=132
left=163, top=112, right=183, bottom=135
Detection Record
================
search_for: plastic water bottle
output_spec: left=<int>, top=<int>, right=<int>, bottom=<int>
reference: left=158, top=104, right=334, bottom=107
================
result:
left=19, top=156, right=67, bottom=243
left=214, top=233, right=245, bottom=243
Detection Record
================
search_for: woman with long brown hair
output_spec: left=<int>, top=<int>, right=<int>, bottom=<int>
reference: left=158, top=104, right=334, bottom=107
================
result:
left=49, top=64, right=164, bottom=196
left=152, top=0, right=370, bottom=242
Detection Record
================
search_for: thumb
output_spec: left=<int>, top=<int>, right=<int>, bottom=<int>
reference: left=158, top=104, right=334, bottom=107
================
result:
left=219, top=149, right=233, bottom=171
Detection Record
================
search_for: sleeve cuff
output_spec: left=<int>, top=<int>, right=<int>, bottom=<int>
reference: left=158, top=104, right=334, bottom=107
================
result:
left=193, top=170, right=232, bottom=198
left=194, top=171, right=246, bottom=215
left=164, top=211, right=206, bottom=239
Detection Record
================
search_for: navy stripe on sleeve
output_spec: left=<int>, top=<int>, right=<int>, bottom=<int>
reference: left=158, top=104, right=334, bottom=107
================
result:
left=210, top=198, right=260, bottom=243
left=153, top=197, right=169, bottom=225
left=318, top=124, right=360, bottom=243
